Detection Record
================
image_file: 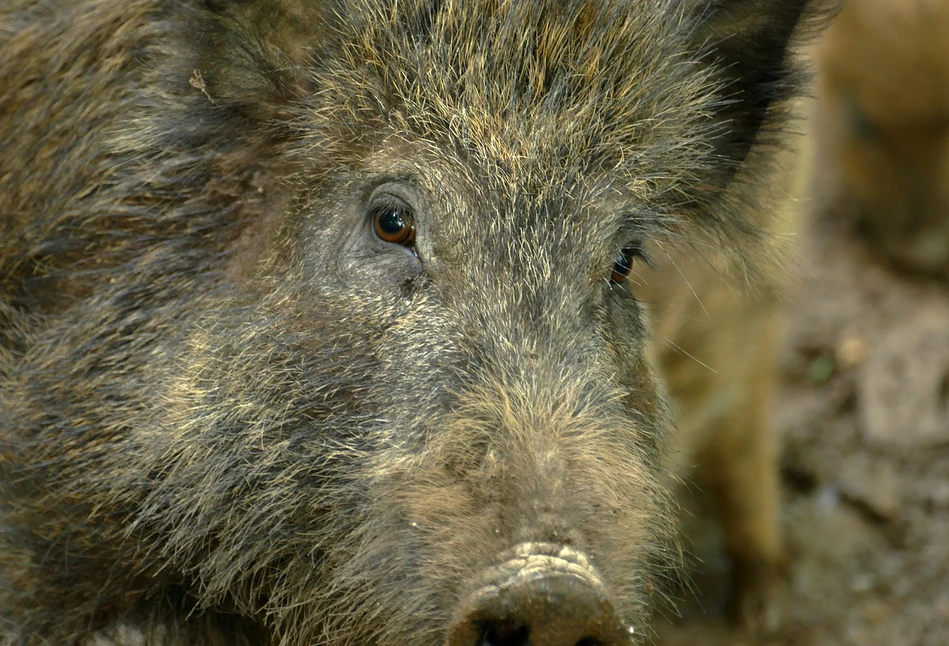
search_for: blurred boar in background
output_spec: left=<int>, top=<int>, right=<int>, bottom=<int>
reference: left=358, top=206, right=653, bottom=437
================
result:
left=814, top=0, right=949, bottom=279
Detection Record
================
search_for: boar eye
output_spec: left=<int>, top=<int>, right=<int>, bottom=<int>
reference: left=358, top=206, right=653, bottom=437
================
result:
left=610, top=246, right=647, bottom=285
left=371, top=202, right=416, bottom=247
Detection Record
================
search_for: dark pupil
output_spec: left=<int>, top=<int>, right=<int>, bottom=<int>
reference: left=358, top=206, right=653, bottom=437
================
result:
left=614, top=250, right=632, bottom=276
left=378, top=208, right=406, bottom=235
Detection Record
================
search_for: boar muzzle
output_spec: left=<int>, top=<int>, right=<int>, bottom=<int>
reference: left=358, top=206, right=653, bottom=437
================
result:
left=446, top=543, right=635, bottom=646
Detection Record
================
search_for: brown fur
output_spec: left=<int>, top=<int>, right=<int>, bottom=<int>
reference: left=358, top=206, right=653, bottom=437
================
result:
left=0, top=1, right=829, bottom=644
left=813, top=0, right=949, bottom=278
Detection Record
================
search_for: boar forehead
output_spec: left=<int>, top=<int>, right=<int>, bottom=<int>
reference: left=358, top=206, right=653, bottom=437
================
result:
left=303, top=0, right=723, bottom=227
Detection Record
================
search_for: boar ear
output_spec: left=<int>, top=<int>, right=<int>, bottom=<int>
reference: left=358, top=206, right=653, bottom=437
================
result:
left=694, top=0, right=838, bottom=165
left=190, top=0, right=343, bottom=119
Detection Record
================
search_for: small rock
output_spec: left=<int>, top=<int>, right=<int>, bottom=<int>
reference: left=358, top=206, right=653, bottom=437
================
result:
left=929, top=481, right=949, bottom=508
left=816, top=485, right=841, bottom=515
left=859, top=310, right=949, bottom=448
left=850, top=572, right=875, bottom=593
left=837, top=454, right=901, bottom=521
left=938, top=595, right=949, bottom=619
left=836, top=333, right=869, bottom=369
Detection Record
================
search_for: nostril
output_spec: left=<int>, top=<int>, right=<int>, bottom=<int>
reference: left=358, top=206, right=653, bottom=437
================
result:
left=478, top=622, right=604, bottom=646
left=479, top=620, right=530, bottom=646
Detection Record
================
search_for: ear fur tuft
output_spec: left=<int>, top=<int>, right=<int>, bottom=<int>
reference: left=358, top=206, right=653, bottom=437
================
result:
left=692, top=0, right=841, bottom=166
left=193, top=0, right=343, bottom=118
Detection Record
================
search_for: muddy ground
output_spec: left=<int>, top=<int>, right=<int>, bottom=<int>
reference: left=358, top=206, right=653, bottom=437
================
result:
left=654, top=169, right=949, bottom=645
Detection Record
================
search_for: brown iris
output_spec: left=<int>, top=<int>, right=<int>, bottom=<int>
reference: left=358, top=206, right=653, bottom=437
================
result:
left=372, top=204, right=416, bottom=247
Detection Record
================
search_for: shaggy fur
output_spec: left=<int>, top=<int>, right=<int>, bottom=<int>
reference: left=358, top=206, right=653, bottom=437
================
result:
left=1, top=1, right=828, bottom=643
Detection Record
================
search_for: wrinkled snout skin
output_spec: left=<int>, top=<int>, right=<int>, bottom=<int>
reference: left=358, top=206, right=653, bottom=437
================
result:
left=0, top=0, right=829, bottom=644
left=446, top=543, right=636, bottom=646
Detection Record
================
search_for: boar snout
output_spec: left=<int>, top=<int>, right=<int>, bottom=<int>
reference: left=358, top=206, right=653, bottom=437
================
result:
left=446, top=543, right=634, bottom=646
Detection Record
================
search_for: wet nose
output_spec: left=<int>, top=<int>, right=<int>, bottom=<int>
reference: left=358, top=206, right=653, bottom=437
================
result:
left=446, top=546, right=635, bottom=646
